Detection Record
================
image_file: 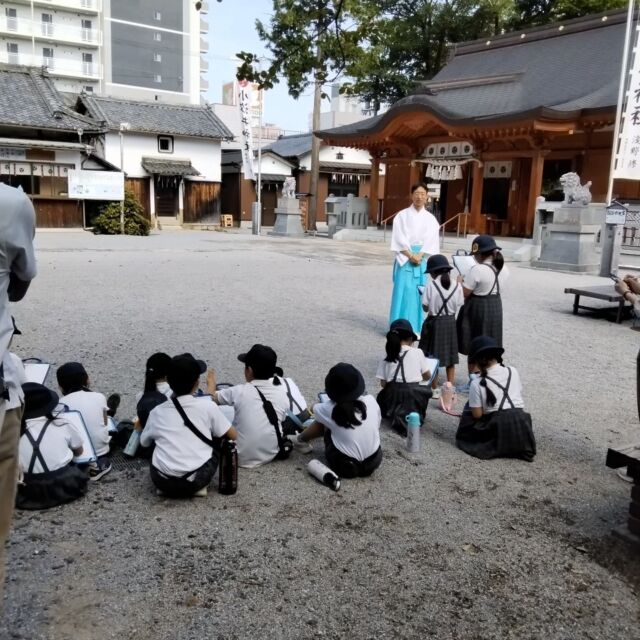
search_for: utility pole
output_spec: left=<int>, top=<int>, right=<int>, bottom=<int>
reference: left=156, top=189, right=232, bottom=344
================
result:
left=308, top=35, right=324, bottom=232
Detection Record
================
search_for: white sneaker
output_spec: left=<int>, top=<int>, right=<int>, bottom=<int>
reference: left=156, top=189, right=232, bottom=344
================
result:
left=291, top=434, right=312, bottom=454
left=193, top=487, right=208, bottom=497
left=432, top=388, right=442, bottom=400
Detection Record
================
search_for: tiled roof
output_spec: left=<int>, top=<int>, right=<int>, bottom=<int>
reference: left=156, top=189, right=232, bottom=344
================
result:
left=141, top=157, right=200, bottom=176
left=80, top=95, right=234, bottom=139
left=264, top=133, right=312, bottom=158
left=0, top=65, right=101, bottom=132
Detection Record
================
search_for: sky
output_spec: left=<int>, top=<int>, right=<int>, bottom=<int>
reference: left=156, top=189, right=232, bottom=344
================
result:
left=204, top=0, right=314, bottom=134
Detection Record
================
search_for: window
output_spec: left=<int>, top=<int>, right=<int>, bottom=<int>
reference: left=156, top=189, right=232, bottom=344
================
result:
left=84, top=85, right=94, bottom=93
left=153, top=32, right=161, bottom=41
left=42, top=47, right=54, bottom=69
left=158, top=136, right=173, bottom=153
left=154, top=52, right=161, bottom=62
left=41, top=13, right=53, bottom=37
left=5, top=8, right=17, bottom=31
left=81, top=19, right=92, bottom=42
left=154, top=10, right=162, bottom=20
left=82, top=52, right=93, bottom=75
left=6, top=43, right=18, bottom=64
left=154, top=74, right=162, bottom=83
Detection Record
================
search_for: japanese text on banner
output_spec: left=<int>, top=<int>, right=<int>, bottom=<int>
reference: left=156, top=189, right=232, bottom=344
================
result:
left=237, top=80, right=255, bottom=182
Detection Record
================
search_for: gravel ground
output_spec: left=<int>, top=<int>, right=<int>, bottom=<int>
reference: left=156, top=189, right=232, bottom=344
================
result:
left=2, top=229, right=639, bottom=640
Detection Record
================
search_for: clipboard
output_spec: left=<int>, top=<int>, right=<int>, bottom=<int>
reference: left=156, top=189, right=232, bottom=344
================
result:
left=22, top=358, right=51, bottom=385
left=421, top=358, right=440, bottom=386
left=452, top=253, right=476, bottom=279
left=55, top=406, right=97, bottom=464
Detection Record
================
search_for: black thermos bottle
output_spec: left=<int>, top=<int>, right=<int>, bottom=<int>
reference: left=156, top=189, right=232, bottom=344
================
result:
left=218, top=438, right=238, bottom=495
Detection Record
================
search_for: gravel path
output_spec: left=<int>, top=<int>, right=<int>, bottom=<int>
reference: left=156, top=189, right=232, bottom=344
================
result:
left=2, top=230, right=639, bottom=640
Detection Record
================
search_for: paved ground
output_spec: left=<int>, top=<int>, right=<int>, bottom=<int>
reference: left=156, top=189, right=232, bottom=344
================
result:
left=2, top=229, right=639, bottom=640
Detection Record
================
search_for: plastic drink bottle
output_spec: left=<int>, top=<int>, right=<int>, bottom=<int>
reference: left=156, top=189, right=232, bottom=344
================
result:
left=405, top=412, right=421, bottom=453
left=307, top=459, right=341, bottom=491
left=218, top=439, right=238, bottom=495
left=123, top=430, right=141, bottom=457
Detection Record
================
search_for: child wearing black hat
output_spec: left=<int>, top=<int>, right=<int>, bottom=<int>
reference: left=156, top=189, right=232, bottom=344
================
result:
left=420, top=254, right=464, bottom=394
left=209, top=344, right=290, bottom=469
left=376, top=318, right=433, bottom=436
left=17, top=383, right=88, bottom=510
left=457, top=235, right=508, bottom=356
left=455, top=336, right=535, bottom=461
left=140, top=354, right=236, bottom=498
left=57, top=362, right=112, bottom=481
left=297, top=363, right=382, bottom=478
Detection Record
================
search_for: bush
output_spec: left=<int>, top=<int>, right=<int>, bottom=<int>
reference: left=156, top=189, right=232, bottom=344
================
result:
left=92, top=188, right=150, bottom=236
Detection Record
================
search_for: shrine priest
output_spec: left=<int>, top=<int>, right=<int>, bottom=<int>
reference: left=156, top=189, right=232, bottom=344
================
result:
left=389, top=183, right=440, bottom=334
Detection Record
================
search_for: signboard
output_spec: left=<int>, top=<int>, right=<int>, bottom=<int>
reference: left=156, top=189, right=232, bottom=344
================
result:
left=0, top=147, right=26, bottom=160
left=67, top=170, right=124, bottom=200
left=237, top=79, right=256, bottom=181
left=606, top=201, right=628, bottom=225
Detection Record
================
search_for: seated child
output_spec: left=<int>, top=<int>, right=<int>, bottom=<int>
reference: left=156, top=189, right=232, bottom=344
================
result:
left=17, top=383, right=88, bottom=510
left=140, top=353, right=236, bottom=498
left=57, top=362, right=112, bottom=480
left=136, top=352, right=173, bottom=427
left=295, top=363, right=382, bottom=479
left=209, top=344, right=290, bottom=468
left=455, top=336, right=535, bottom=462
left=275, top=365, right=311, bottom=435
left=376, top=318, right=433, bottom=436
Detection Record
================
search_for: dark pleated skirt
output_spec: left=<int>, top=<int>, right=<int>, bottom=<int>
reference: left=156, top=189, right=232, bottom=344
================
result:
left=456, top=407, right=536, bottom=462
left=419, top=314, right=459, bottom=367
left=457, top=294, right=503, bottom=356
left=16, top=463, right=88, bottom=510
left=377, top=382, right=432, bottom=434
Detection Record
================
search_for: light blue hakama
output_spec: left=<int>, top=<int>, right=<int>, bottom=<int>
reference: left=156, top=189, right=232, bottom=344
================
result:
left=389, top=244, right=427, bottom=335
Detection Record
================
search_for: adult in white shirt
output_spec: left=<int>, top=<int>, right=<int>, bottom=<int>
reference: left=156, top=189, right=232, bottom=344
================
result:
left=16, top=383, right=88, bottom=510
left=456, top=337, right=535, bottom=462
left=209, top=344, right=290, bottom=469
left=389, top=183, right=441, bottom=334
left=140, top=354, right=236, bottom=498
left=296, top=363, right=382, bottom=478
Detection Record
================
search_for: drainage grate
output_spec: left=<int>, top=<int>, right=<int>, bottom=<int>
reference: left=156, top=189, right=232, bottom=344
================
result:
left=110, top=450, right=148, bottom=471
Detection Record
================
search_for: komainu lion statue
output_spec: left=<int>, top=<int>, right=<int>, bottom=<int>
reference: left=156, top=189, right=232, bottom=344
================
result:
left=559, top=172, right=592, bottom=206
left=282, top=177, right=296, bottom=199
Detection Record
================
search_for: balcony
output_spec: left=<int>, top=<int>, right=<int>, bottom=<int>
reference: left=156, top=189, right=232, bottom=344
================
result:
left=200, top=57, right=209, bottom=72
left=200, top=18, right=208, bottom=34
left=200, top=77, right=209, bottom=91
left=0, top=51, right=101, bottom=79
left=10, top=0, right=100, bottom=14
left=0, top=16, right=101, bottom=46
left=199, top=37, right=208, bottom=53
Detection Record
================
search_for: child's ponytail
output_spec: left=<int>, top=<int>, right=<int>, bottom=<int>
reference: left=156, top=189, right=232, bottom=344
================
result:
left=331, top=399, right=367, bottom=429
left=477, top=354, right=505, bottom=407
left=438, top=270, right=452, bottom=290
left=385, top=330, right=402, bottom=363
left=492, top=250, right=504, bottom=273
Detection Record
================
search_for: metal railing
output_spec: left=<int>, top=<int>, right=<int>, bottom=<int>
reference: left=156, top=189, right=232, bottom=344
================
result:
left=0, top=15, right=101, bottom=45
left=440, top=211, right=469, bottom=244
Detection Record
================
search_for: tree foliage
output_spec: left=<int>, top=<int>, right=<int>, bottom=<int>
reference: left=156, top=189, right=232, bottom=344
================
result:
left=92, top=188, right=150, bottom=236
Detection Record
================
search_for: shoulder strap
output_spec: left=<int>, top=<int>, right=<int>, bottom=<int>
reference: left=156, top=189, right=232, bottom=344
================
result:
left=255, top=386, right=287, bottom=453
left=24, top=418, right=53, bottom=474
left=433, top=281, right=458, bottom=316
left=171, top=397, right=214, bottom=449
left=283, top=378, right=303, bottom=413
left=392, top=351, right=408, bottom=382
left=484, top=367, right=514, bottom=410
left=485, top=263, right=500, bottom=296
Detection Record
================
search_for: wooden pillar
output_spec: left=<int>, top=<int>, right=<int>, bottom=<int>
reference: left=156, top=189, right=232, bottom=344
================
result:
left=470, top=160, right=485, bottom=234
left=524, top=151, right=545, bottom=237
left=369, top=155, right=380, bottom=225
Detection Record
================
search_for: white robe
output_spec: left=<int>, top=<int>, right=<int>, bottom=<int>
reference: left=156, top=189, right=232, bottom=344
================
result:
left=390, top=206, right=440, bottom=266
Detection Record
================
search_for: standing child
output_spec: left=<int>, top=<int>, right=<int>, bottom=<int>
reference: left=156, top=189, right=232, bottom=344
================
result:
left=457, top=235, right=507, bottom=356
left=376, top=318, right=433, bottom=436
left=296, top=363, right=382, bottom=479
left=455, top=336, right=535, bottom=461
left=419, top=254, right=464, bottom=395
left=56, top=362, right=111, bottom=480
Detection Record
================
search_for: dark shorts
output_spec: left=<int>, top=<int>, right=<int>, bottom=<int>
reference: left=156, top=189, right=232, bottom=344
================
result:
left=324, top=432, right=382, bottom=479
left=150, top=456, right=218, bottom=498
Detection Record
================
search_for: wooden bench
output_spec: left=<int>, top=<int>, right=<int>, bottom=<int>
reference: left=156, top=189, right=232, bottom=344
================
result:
left=606, top=443, right=640, bottom=545
left=564, top=285, right=631, bottom=324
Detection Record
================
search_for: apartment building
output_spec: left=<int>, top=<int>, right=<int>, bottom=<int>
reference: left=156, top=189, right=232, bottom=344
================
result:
left=0, top=0, right=207, bottom=103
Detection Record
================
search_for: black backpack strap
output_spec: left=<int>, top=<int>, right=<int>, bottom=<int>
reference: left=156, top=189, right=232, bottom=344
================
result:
left=24, top=418, right=53, bottom=474
left=283, top=378, right=304, bottom=413
left=171, top=397, right=215, bottom=449
left=392, top=351, right=408, bottom=383
left=255, top=386, right=288, bottom=455
left=485, top=367, right=515, bottom=410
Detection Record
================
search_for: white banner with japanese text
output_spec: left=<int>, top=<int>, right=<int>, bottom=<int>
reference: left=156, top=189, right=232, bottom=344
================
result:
left=614, top=25, right=640, bottom=179
left=237, top=80, right=256, bottom=181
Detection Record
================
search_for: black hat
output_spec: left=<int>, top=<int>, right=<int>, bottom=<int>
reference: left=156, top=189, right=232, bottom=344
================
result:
left=471, top=235, right=501, bottom=254
left=167, top=353, right=206, bottom=395
left=468, top=336, right=504, bottom=362
left=173, top=353, right=206, bottom=375
left=145, top=352, right=172, bottom=377
left=389, top=318, right=418, bottom=342
left=325, top=363, right=365, bottom=403
left=426, top=254, right=453, bottom=275
left=22, top=382, right=59, bottom=420
left=56, top=362, right=88, bottom=389
left=238, top=344, right=278, bottom=378
left=11, top=316, right=21, bottom=336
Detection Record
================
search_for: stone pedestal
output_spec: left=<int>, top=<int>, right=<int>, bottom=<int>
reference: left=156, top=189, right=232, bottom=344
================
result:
left=269, top=196, right=305, bottom=237
left=531, top=204, right=605, bottom=273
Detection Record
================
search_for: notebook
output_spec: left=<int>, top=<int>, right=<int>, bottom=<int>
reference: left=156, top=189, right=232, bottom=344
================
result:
left=452, top=254, right=475, bottom=278
left=22, top=359, right=50, bottom=385
left=55, top=407, right=97, bottom=465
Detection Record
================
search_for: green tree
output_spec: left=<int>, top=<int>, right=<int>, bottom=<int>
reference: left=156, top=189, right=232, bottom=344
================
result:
left=509, top=0, right=626, bottom=28
left=92, top=188, right=150, bottom=236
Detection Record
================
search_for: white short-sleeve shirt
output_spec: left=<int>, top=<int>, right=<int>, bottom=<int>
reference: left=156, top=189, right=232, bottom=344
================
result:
left=376, top=346, right=432, bottom=383
left=313, top=394, right=381, bottom=461
left=423, top=278, right=464, bottom=317
left=282, top=376, right=307, bottom=412
left=140, top=395, right=231, bottom=477
left=19, top=416, right=83, bottom=474
left=216, top=379, right=289, bottom=469
left=468, top=364, right=524, bottom=413
left=59, top=390, right=110, bottom=457
left=135, top=381, right=172, bottom=404
left=463, top=261, right=509, bottom=296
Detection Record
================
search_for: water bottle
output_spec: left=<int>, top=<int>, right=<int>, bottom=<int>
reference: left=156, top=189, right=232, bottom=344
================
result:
left=123, top=429, right=141, bottom=457
left=218, top=439, right=238, bottom=495
left=405, top=412, right=421, bottom=453
left=307, top=459, right=341, bottom=491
